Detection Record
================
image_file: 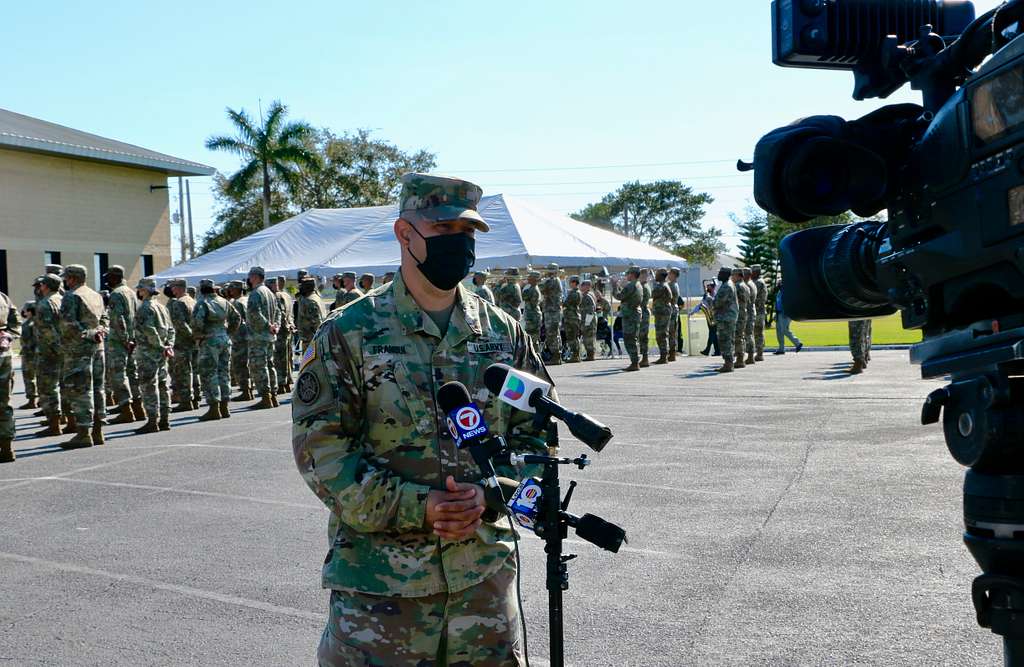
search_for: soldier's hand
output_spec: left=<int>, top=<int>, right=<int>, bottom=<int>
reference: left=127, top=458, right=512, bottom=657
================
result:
left=426, top=475, right=485, bottom=540
left=163, top=346, right=175, bottom=358
left=127, top=341, right=136, bottom=354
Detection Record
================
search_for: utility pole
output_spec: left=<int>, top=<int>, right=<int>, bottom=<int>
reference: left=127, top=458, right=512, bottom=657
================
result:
left=177, top=176, right=186, bottom=263
left=186, top=179, right=195, bottom=259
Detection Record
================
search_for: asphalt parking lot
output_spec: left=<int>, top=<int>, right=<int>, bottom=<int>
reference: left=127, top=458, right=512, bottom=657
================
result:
left=0, top=350, right=1001, bottom=666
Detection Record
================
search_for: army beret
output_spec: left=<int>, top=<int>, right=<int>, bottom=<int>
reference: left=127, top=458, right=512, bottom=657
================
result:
left=42, top=274, right=62, bottom=290
left=199, top=278, right=216, bottom=289
left=342, top=271, right=356, bottom=280
left=136, top=277, right=157, bottom=291
left=105, top=265, right=125, bottom=277
left=62, top=264, right=87, bottom=279
left=248, top=266, right=265, bottom=277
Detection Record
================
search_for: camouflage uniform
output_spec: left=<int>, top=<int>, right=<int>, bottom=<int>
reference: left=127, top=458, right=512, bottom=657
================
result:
left=192, top=284, right=237, bottom=405
left=742, top=271, right=756, bottom=359
left=295, top=284, right=326, bottom=355
left=752, top=267, right=768, bottom=359
left=167, top=284, right=196, bottom=407
left=34, top=279, right=63, bottom=422
left=472, top=271, right=495, bottom=304
left=0, top=292, right=20, bottom=458
left=295, top=173, right=543, bottom=666
left=579, top=283, right=598, bottom=361
left=59, top=266, right=108, bottom=434
left=667, top=268, right=682, bottom=360
left=134, top=281, right=174, bottom=424
left=333, top=272, right=363, bottom=311
left=540, top=265, right=563, bottom=365
left=496, top=271, right=523, bottom=322
left=274, top=282, right=295, bottom=391
left=562, top=279, right=582, bottom=362
left=638, top=274, right=652, bottom=364
left=19, top=306, right=37, bottom=404
left=713, top=270, right=740, bottom=367
left=615, top=271, right=643, bottom=369
left=521, top=272, right=543, bottom=352
left=246, top=273, right=279, bottom=398
left=651, top=272, right=673, bottom=362
left=849, top=319, right=872, bottom=362
left=733, top=275, right=749, bottom=367
left=106, top=271, right=139, bottom=412
left=228, top=283, right=250, bottom=394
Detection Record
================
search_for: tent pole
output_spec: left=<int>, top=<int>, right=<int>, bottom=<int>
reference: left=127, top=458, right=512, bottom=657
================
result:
left=685, top=267, right=691, bottom=356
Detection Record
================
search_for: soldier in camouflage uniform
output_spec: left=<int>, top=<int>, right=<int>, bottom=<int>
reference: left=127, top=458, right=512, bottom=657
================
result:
left=579, top=278, right=598, bottom=361
left=333, top=272, right=362, bottom=310
left=638, top=269, right=652, bottom=367
left=58, top=265, right=108, bottom=448
left=226, top=281, right=251, bottom=401
left=294, top=173, right=547, bottom=666
left=733, top=268, right=750, bottom=369
left=522, top=270, right=543, bottom=352
left=472, top=270, right=495, bottom=304
left=133, top=278, right=174, bottom=433
left=667, top=267, right=682, bottom=362
left=34, top=275, right=64, bottom=436
left=295, top=277, right=326, bottom=356
left=615, top=266, right=643, bottom=372
left=246, top=266, right=280, bottom=410
left=496, top=268, right=523, bottom=322
left=563, top=275, right=582, bottom=362
left=848, top=319, right=872, bottom=374
left=167, top=279, right=197, bottom=412
left=741, top=267, right=757, bottom=365
left=104, top=265, right=142, bottom=424
left=19, top=301, right=37, bottom=409
left=192, top=279, right=239, bottom=421
left=272, top=276, right=295, bottom=394
left=540, top=263, right=563, bottom=365
left=713, top=267, right=739, bottom=373
left=651, top=268, right=673, bottom=364
left=358, top=273, right=374, bottom=293
left=751, top=265, right=768, bottom=361
left=0, top=290, right=20, bottom=463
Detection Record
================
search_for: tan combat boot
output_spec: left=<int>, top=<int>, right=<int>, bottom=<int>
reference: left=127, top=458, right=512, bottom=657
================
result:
left=639, top=354, right=650, bottom=368
left=107, top=403, right=137, bottom=425
left=158, top=414, right=171, bottom=431
left=849, top=359, right=866, bottom=375
left=59, top=427, right=93, bottom=450
left=270, top=393, right=280, bottom=408
left=734, top=354, right=746, bottom=369
left=92, top=417, right=104, bottom=445
left=716, top=358, right=734, bottom=373
left=667, top=352, right=677, bottom=362
left=131, top=398, right=146, bottom=421
left=653, top=352, right=668, bottom=365
left=198, top=402, right=221, bottom=422
left=171, top=401, right=192, bottom=414
left=36, top=414, right=63, bottom=437
left=219, top=400, right=231, bottom=419
left=755, top=352, right=764, bottom=361
left=250, top=393, right=274, bottom=410
left=62, top=414, right=78, bottom=435
left=624, top=361, right=640, bottom=372
left=135, top=418, right=159, bottom=434
left=585, top=351, right=595, bottom=362
left=746, top=352, right=756, bottom=365
left=0, top=439, right=14, bottom=463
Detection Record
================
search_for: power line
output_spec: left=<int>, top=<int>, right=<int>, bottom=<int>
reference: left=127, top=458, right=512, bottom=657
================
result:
left=446, top=159, right=736, bottom=173
left=476, top=174, right=750, bottom=186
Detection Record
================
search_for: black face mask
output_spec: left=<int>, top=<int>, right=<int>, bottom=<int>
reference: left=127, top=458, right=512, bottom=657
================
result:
left=407, top=224, right=475, bottom=291
left=162, top=286, right=173, bottom=298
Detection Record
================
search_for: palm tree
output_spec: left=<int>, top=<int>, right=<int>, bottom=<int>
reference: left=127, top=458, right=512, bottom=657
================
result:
left=205, top=101, right=317, bottom=229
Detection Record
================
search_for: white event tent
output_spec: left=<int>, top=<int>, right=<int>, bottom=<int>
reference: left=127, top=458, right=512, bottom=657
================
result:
left=154, top=194, right=688, bottom=284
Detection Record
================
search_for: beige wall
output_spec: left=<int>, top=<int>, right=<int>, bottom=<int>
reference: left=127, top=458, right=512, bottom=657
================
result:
left=0, top=148, right=172, bottom=307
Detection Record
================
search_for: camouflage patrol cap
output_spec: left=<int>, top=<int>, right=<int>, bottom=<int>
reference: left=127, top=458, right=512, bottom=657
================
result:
left=473, top=270, right=489, bottom=279
left=42, top=274, right=62, bottom=290
left=626, top=265, right=641, bottom=275
left=669, top=266, right=682, bottom=275
left=581, top=278, right=592, bottom=286
left=342, top=271, right=356, bottom=280
left=62, top=264, right=87, bottom=280
left=45, top=263, right=63, bottom=275
left=546, top=263, right=559, bottom=273
left=332, top=273, right=344, bottom=281
left=227, top=280, right=245, bottom=290
left=168, top=278, right=187, bottom=289
left=22, top=300, right=36, bottom=312
left=568, top=274, right=580, bottom=283
left=360, top=273, right=374, bottom=282
left=136, top=277, right=158, bottom=292
left=277, top=275, right=287, bottom=284
left=741, top=267, right=752, bottom=278
left=199, top=278, right=216, bottom=289
left=655, top=268, right=669, bottom=278
left=399, top=173, right=488, bottom=231
left=297, top=269, right=309, bottom=280
left=186, top=286, right=196, bottom=297
left=527, top=270, right=541, bottom=279
left=105, top=265, right=125, bottom=278
left=383, top=271, right=395, bottom=280
left=504, top=267, right=520, bottom=277
left=750, top=264, right=761, bottom=271
left=248, top=266, right=265, bottom=277
left=731, top=267, right=743, bottom=276
left=31, top=275, right=44, bottom=286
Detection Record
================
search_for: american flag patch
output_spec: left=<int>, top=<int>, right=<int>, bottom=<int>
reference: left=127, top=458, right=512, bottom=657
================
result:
left=299, top=341, right=317, bottom=370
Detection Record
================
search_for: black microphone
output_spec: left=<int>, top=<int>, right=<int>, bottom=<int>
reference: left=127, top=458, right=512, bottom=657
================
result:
left=483, top=363, right=613, bottom=452
left=437, top=381, right=501, bottom=488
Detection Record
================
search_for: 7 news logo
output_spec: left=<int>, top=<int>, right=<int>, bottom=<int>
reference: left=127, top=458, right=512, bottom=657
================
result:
left=446, top=403, right=489, bottom=447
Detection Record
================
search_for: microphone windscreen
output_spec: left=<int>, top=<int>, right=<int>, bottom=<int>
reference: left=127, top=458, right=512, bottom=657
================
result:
left=483, top=363, right=512, bottom=395
left=437, top=381, right=473, bottom=414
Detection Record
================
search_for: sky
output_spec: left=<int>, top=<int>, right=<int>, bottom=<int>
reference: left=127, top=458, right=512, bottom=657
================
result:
left=0, top=0, right=1005, bottom=260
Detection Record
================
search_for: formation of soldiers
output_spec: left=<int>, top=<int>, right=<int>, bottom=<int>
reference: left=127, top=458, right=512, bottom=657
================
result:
left=710, top=264, right=770, bottom=373
left=0, top=262, right=339, bottom=463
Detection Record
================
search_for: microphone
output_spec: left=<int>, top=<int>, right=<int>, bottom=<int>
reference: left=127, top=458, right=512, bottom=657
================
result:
left=483, top=364, right=613, bottom=452
left=506, top=476, right=626, bottom=552
left=437, top=381, right=501, bottom=488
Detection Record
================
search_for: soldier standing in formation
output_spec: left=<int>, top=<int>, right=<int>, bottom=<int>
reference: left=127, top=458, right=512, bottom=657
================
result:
left=59, top=264, right=108, bottom=448
left=271, top=276, right=295, bottom=395
left=741, top=267, right=757, bottom=366
left=0, top=290, right=20, bottom=463
left=472, top=270, right=494, bottom=303
left=133, top=278, right=174, bottom=434
left=167, top=279, right=197, bottom=412
left=751, top=265, right=768, bottom=361
left=333, top=271, right=362, bottom=310
left=497, top=268, right=523, bottom=321
left=192, top=278, right=237, bottom=421
left=651, top=268, right=673, bottom=364
left=541, top=263, right=563, bottom=365
left=246, top=266, right=280, bottom=410
left=638, top=269, right=652, bottom=368
left=563, top=275, right=582, bottom=363
left=713, top=267, right=739, bottom=373
left=579, top=278, right=598, bottom=361
left=34, top=275, right=64, bottom=436
left=848, top=319, right=872, bottom=374
left=105, top=265, right=141, bottom=424
left=226, top=280, right=251, bottom=401
left=358, top=273, right=374, bottom=293
left=614, top=266, right=643, bottom=372
left=19, top=302, right=37, bottom=409
left=667, top=267, right=682, bottom=362
left=733, top=267, right=750, bottom=369
left=522, top=270, right=543, bottom=352
left=295, top=277, right=325, bottom=356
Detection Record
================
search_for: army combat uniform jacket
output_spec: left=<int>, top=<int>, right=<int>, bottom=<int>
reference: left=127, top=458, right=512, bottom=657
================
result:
left=292, top=273, right=553, bottom=597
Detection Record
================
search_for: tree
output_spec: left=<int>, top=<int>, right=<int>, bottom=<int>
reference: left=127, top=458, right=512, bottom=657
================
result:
left=571, top=180, right=724, bottom=266
left=205, top=101, right=318, bottom=229
left=199, top=174, right=292, bottom=253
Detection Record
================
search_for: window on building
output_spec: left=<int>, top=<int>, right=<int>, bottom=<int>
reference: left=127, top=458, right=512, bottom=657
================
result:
left=44, top=250, right=61, bottom=267
left=141, top=254, right=154, bottom=277
left=94, top=253, right=109, bottom=291
left=0, top=250, right=7, bottom=296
